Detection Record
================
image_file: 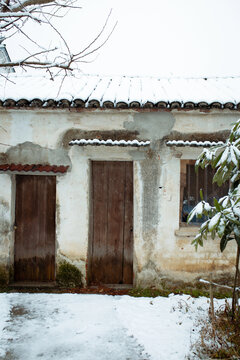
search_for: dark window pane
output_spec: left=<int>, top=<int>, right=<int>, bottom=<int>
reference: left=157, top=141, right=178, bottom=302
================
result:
left=181, top=161, right=228, bottom=224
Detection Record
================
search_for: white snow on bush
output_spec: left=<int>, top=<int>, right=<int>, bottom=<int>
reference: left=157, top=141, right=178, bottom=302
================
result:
left=188, top=201, right=211, bottom=223
left=208, top=212, right=221, bottom=230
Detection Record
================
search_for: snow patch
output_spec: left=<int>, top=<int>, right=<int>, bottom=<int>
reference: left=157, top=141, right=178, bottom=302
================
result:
left=0, top=293, right=227, bottom=360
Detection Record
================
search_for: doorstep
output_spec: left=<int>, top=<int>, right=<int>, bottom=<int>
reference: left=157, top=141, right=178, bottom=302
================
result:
left=90, top=284, right=133, bottom=290
left=9, top=281, right=57, bottom=288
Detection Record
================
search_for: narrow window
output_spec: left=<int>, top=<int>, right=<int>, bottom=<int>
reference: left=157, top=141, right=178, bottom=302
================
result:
left=180, top=160, right=228, bottom=224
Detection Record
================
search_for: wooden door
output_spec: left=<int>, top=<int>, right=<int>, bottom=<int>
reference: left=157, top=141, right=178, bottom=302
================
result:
left=14, top=175, right=56, bottom=282
left=89, top=161, right=133, bottom=285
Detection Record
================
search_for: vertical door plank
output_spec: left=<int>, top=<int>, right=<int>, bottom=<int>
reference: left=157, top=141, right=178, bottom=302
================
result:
left=123, top=162, right=133, bottom=284
left=107, top=162, right=125, bottom=284
left=37, top=176, right=56, bottom=281
left=91, top=162, right=108, bottom=283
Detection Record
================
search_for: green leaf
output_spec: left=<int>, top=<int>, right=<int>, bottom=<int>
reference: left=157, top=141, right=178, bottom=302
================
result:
left=200, top=221, right=208, bottom=231
left=208, top=212, right=221, bottom=231
left=220, top=235, right=228, bottom=252
left=213, top=198, right=221, bottom=212
left=211, top=229, right=216, bottom=240
left=191, top=233, right=204, bottom=250
left=235, top=236, right=240, bottom=248
left=213, top=165, right=232, bottom=186
left=229, top=132, right=234, bottom=142
left=217, top=216, right=227, bottom=234
left=225, top=215, right=240, bottom=225
left=203, top=231, right=208, bottom=240
left=199, top=188, right=203, bottom=201
left=213, top=151, right=224, bottom=168
left=213, top=167, right=224, bottom=186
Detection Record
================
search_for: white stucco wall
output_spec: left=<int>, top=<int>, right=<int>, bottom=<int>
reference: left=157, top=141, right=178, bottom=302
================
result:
left=0, top=108, right=238, bottom=286
left=0, top=174, right=14, bottom=269
left=56, top=146, right=90, bottom=277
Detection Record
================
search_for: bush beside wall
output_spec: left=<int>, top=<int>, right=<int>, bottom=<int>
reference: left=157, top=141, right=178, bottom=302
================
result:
left=56, top=261, right=83, bottom=288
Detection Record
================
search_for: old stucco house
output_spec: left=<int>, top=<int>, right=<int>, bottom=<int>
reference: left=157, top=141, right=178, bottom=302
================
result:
left=0, top=73, right=239, bottom=287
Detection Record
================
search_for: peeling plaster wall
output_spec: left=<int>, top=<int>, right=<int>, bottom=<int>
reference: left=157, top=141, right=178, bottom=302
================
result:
left=56, top=146, right=89, bottom=282
left=0, top=108, right=239, bottom=286
left=0, top=174, right=14, bottom=270
left=172, top=111, right=237, bottom=133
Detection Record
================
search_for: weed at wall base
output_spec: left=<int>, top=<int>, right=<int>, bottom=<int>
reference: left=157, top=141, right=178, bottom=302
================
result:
left=56, top=261, right=83, bottom=288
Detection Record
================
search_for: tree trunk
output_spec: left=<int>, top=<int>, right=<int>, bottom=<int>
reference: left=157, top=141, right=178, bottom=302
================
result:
left=232, top=244, right=240, bottom=320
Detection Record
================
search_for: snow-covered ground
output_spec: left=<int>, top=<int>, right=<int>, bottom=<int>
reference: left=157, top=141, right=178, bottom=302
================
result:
left=0, top=293, right=225, bottom=360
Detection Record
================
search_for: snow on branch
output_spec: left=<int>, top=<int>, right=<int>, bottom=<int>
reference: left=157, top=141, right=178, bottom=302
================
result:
left=0, top=60, right=72, bottom=69
left=10, top=0, right=60, bottom=12
left=199, top=279, right=239, bottom=291
left=0, top=0, right=76, bottom=13
left=0, top=1, right=116, bottom=77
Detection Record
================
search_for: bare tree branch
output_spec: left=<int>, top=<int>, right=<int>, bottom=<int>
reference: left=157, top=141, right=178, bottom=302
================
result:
left=73, top=20, right=118, bottom=61
left=77, top=9, right=113, bottom=58
left=0, top=60, right=72, bottom=69
left=0, top=0, right=116, bottom=78
left=9, top=0, right=74, bottom=12
left=21, top=46, right=57, bottom=61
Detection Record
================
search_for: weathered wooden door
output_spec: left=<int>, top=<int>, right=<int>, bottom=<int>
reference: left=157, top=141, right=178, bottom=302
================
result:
left=14, top=175, right=56, bottom=282
left=89, top=161, right=133, bottom=285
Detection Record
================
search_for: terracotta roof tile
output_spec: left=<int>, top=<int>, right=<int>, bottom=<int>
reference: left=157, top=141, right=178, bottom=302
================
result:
left=0, top=164, right=9, bottom=170
left=0, top=164, right=69, bottom=173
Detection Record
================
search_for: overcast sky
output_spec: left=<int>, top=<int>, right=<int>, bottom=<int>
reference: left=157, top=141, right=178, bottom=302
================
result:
left=7, top=0, right=240, bottom=78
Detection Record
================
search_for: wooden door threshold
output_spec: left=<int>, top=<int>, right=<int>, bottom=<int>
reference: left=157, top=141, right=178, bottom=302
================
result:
left=9, top=281, right=57, bottom=288
left=90, top=284, right=133, bottom=290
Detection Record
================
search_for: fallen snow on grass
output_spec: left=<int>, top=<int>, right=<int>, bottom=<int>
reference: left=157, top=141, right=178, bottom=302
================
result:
left=0, top=293, right=226, bottom=360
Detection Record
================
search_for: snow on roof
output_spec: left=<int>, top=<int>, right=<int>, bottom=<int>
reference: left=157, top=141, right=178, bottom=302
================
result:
left=1, top=74, right=240, bottom=109
left=69, top=139, right=150, bottom=147
left=166, top=140, right=225, bottom=147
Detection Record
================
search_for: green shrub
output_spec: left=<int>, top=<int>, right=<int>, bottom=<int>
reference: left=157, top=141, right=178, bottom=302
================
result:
left=129, top=287, right=232, bottom=299
left=129, top=288, right=170, bottom=298
left=56, top=261, right=82, bottom=288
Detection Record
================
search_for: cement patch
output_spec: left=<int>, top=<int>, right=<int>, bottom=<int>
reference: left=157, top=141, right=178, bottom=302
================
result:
left=5, top=142, right=71, bottom=167
left=125, top=112, right=175, bottom=141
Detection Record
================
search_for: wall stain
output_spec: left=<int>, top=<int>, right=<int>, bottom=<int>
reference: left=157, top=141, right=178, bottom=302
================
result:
left=140, top=156, right=160, bottom=234
left=164, top=130, right=230, bottom=142
left=61, top=129, right=140, bottom=148
left=4, top=142, right=71, bottom=167
left=0, top=198, right=10, bottom=237
left=124, top=112, right=176, bottom=141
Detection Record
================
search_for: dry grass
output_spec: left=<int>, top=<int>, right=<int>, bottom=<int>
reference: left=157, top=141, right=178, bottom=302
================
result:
left=191, top=301, right=240, bottom=359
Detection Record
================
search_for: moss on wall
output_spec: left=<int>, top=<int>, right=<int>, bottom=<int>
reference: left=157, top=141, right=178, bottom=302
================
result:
left=0, top=265, right=9, bottom=285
